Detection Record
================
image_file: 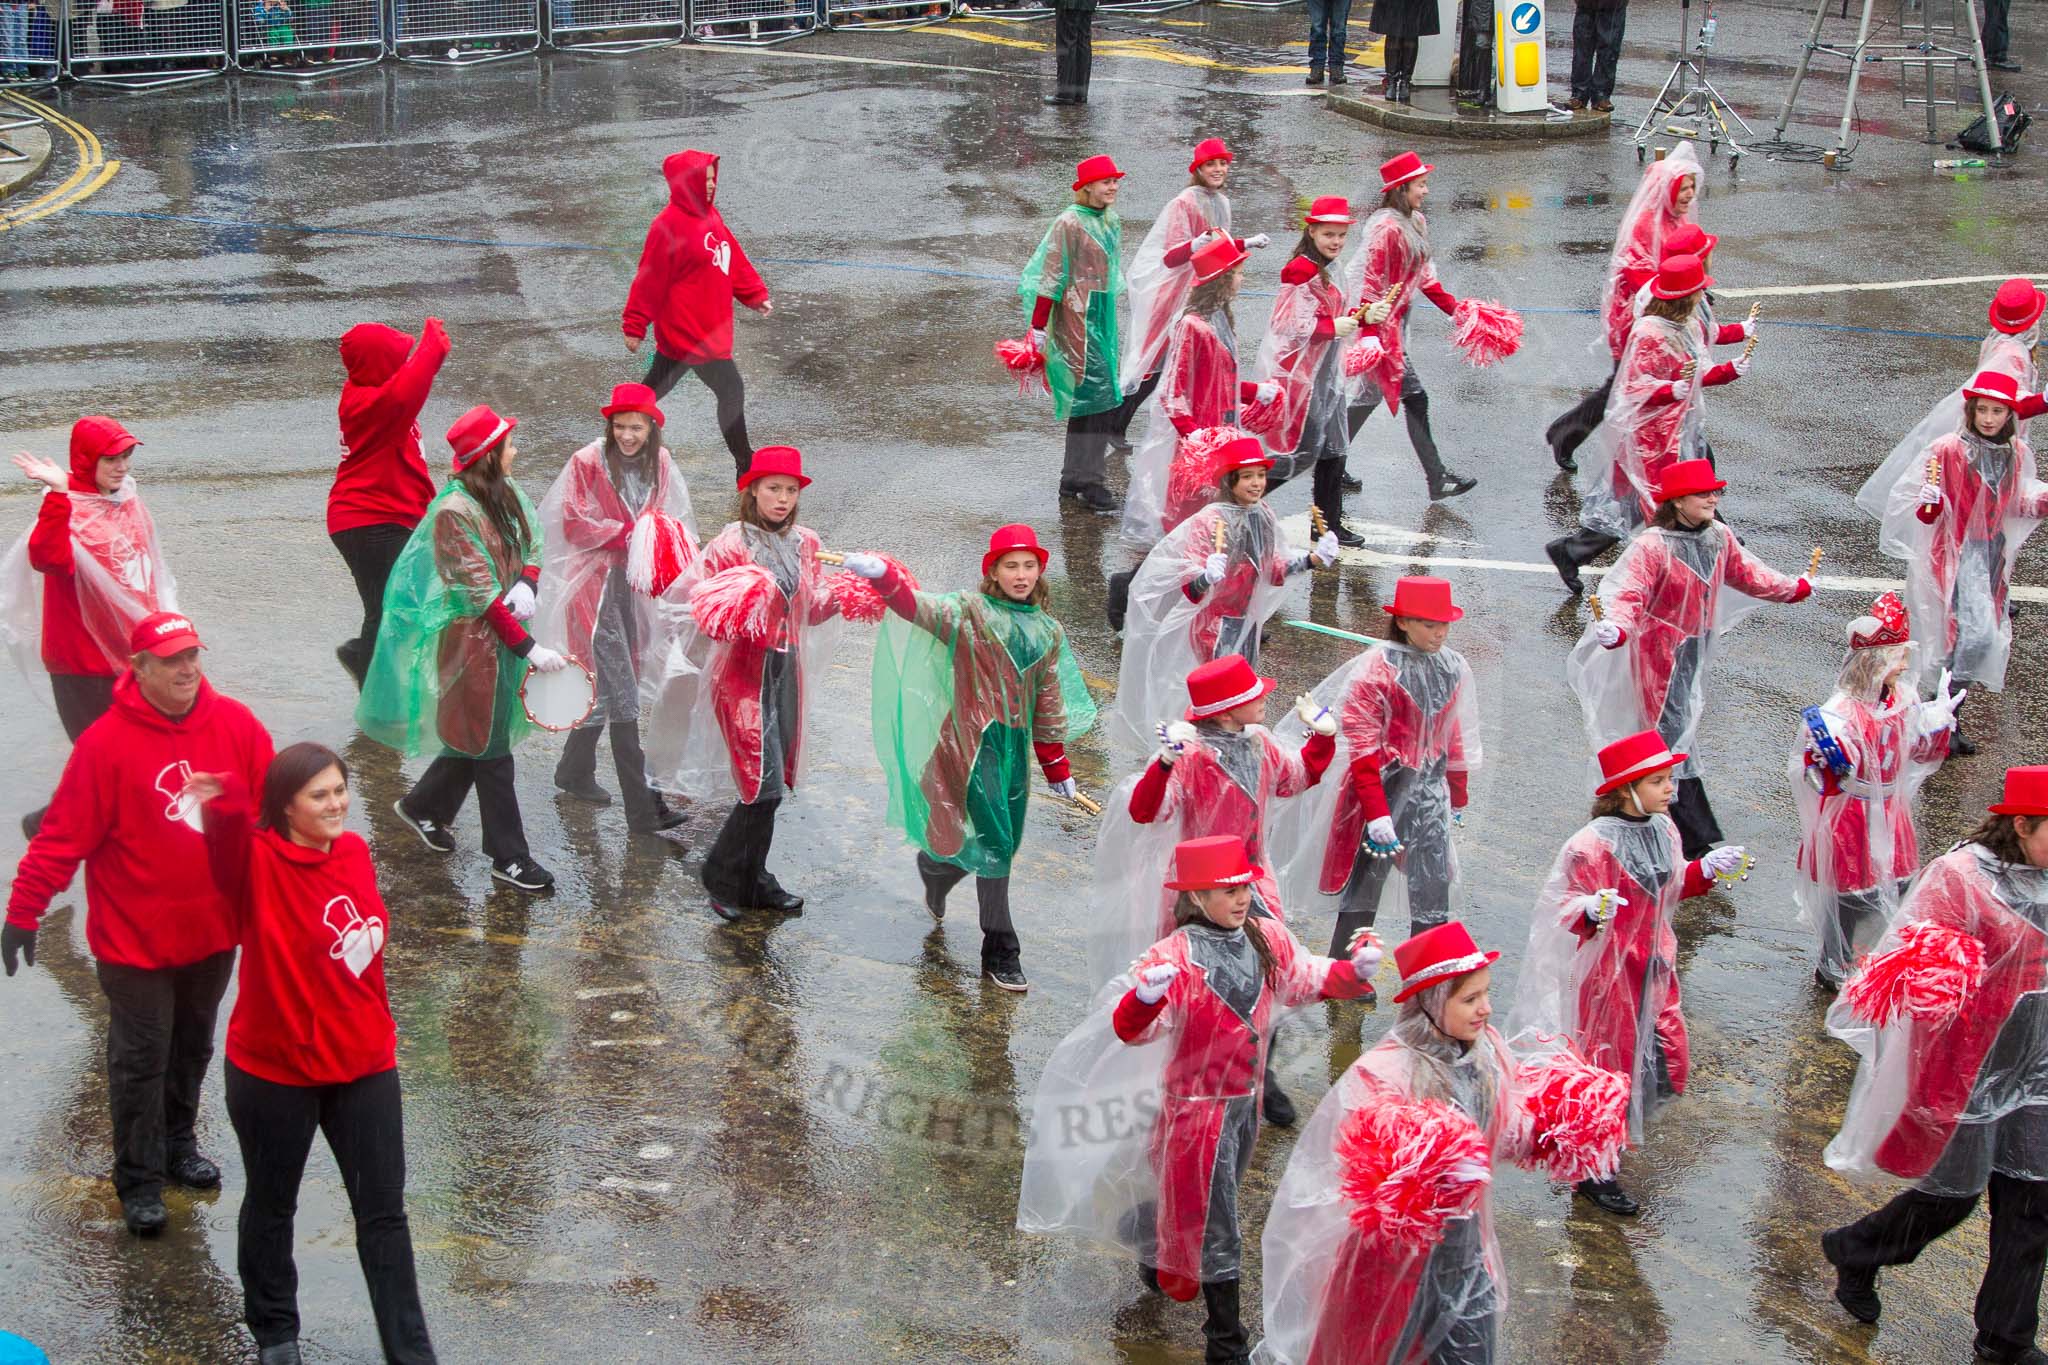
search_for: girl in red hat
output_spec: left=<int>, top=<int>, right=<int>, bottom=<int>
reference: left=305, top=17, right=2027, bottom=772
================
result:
left=1792, top=592, right=1962, bottom=988
left=1258, top=921, right=1629, bottom=1364
left=5, top=416, right=178, bottom=839
left=1821, top=766, right=2048, bottom=1364
left=1565, top=460, right=1809, bottom=857
left=530, top=383, right=698, bottom=836
left=1507, top=730, right=1741, bottom=1215
left=852, top=525, right=1095, bottom=992
left=360, top=406, right=570, bottom=893
left=1019, top=834, right=1381, bottom=1363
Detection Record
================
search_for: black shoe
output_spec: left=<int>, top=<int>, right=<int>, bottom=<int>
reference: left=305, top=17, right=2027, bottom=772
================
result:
left=1990, top=56, right=2022, bottom=73
left=168, top=1150, right=220, bottom=1190
left=1547, top=539, right=1585, bottom=595
left=628, top=808, right=687, bottom=836
left=706, top=894, right=747, bottom=923
left=1107, top=433, right=1133, bottom=454
left=1550, top=436, right=1578, bottom=472
left=1340, top=471, right=1363, bottom=492
left=1976, top=1347, right=2048, bottom=1364
left=491, top=857, right=555, bottom=891
left=1079, top=488, right=1118, bottom=515
left=1262, top=1078, right=1297, bottom=1128
left=392, top=800, right=455, bottom=854
left=1331, top=523, right=1367, bottom=549
left=760, top=885, right=804, bottom=915
left=1575, top=1178, right=1641, bottom=1216
left=122, top=1193, right=168, bottom=1237
left=335, top=642, right=368, bottom=688
left=1305, top=68, right=1325, bottom=86
left=1951, top=727, right=1979, bottom=757
left=21, top=807, right=42, bottom=841
left=1429, top=472, right=1477, bottom=501
left=1329, top=67, right=1348, bottom=85
left=1821, top=1228, right=1881, bottom=1323
left=922, top=875, right=948, bottom=921
left=1043, top=93, right=1080, bottom=106
left=555, top=774, right=613, bottom=805
left=258, top=1343, right=305, bottom=1365
left=986, top=961, right=1030, bottom=992
left=1138, top=1262, right=1161, bottom=1294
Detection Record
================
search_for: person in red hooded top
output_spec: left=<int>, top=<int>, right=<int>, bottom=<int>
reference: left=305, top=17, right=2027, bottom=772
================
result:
left=329, top=317, right=451, bottom=688
left=3, top=611, right=274, bottom=1238
left=622, top=149, right=771, bottom=478
left=186, top=742, right=437, bottom=1365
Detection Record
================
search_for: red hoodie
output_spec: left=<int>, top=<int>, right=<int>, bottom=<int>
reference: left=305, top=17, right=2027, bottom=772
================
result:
left=7, top=674, right=275, bottom=969
left=621, top=150, right=770, bottom=365
left=203, top=794, right=396, bottom=1087
left=28, top=417, right=146, bottom=677
left=327, top=318, right=450, bottom=536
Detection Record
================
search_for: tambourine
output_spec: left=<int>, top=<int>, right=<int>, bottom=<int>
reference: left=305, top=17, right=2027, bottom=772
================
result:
left=1801, top=705, right=1850, bottom=776
left=522, top=656, right=598, bottom=732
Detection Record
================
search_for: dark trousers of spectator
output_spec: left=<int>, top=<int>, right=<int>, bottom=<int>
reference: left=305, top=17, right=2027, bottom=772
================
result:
left=404, top=754, right=531, bottom=863
left=917, top=852, right=1020, bottom=970
left=1829, top=1174, right=2048, bottom=1363
left=95, top=950, right=236, bottom=1201
left=1054, top=8, right=1093, bottom=101
left=1570, top=5, right=1627, bottom=103
left=225, top=1062, right=439, bottom=1363
left=1110, top=370, right=1161, bottom=443
left=1983, top=0, right=2011, bottom=61
left=332, top=522, right=414, bottom=687
left=644, top=352, right=754, bottom=476
left=23, top=671, right=117, bottom=837
left=1305, top=0, right=1353, bottom=75
left=1061, top=407, right=1117, bottom=497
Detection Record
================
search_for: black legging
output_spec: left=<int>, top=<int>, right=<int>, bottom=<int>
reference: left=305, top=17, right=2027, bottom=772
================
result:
left=332, top=522, right=414, bottom=683
left=644, top=352, right=754, bottom=476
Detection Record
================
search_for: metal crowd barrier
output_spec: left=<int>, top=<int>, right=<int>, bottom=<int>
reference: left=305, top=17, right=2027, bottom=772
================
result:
left=687, top=0, right=813, bottom=45
left=546, top=0, right=682, bottom=53
left=390, top=0, right=539, bottom=63
left=820, top=0, right=952, bottom=32
left=0, top=1, right=65, bottom=86
left=232, top=0, right=383, bottom=74
left=67, top=0, right=231, bottom=87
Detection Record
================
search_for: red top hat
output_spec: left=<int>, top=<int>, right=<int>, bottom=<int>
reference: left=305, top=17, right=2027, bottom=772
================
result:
left=130, top=611, right=203, bottom=658
left=1595, top=730, right=1687, bottom=795
left=1212, top=436, right=1273, bottom=475
left=1303, top=196, right=1355, bottom=225
left=1963, top=369, right=2023, bottom=406
left=1072, top=155, right=1127, bottom=190
left=447, top=404, right=517, bottom=472
left=1655, top=458, right=1727, bottom=503
left=1660, top=223, right=1719, bottom=261
left=1990, top=765, right=2048, bottom=817
left=1391, top=921, right=1499, bottom=1003
left=1650, top=253, right=1713, bottom=300
left=737, top=445, right=811, bottom=491
left=1383, top=575, right=1463, bottom=624
left=1189, top=137, right=1233, bottom=172
left=1989, top=278, right=2046, bottom=335
left=601, top=382, right=666, bottom=428
left=1380, top=151, right=1432, bottom=193
left=1192, top=234, right=1250, bottom=284
left=982, top=523, right=1050, bottom=576
left=1184, top=653, right=1277, bottom=720
left=1848, top=591, right=1910, bottom=650
left=1163, top=834, right=1259, bottom=891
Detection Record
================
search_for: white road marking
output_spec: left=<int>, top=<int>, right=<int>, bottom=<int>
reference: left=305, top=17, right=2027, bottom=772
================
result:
left=589, top=1036, right=667, bottom=1049
left=598, top=1176, right=672, bottom=1194
left=1719, top=273, right=2048, bottom=300
left=637, top=1143, right=675, bottom=1161
left=574, top=984, right=648, bottom=1000
left=609, top=1010, right=637, bottom=1022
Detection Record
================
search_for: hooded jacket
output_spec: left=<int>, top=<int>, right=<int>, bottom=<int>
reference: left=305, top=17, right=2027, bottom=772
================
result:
left=28, top=417, right=146, bottom=676
left=7, top=673, right=275, bottom=969
left=622, top=151, right=770, bottom=365
left=327, top=318, right=451, bottom=536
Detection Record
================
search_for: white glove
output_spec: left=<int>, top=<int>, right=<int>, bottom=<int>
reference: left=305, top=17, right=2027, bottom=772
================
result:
left=1200, top=551, right=1229, bottom=585
left=1361, top=299, right=1394, bottom=326
left=1333, top=315, right=1361, bottom=339
left=1246, top=233, right=1272, bottom=250
left=1156, top=720, right=1199, bottom=765
left=1568, top=889, right=1627, bottom=929
left=1594, top=620, right=1624, bottom=649
left=843, top=552, right=888, bottom=580
left=1295, top=694, right=1338, bottom=736
left=1312, top=531, right=1340, bottom=567
left=504, top=580, right=537, bottom=621
left=526, top=644, right=569, bottom=673
left=1367, top=816, right=1398, bottom=846
left=1346, top=927, right=1384, bottom=974
left=1354, top=336, right=1386, bottom=369
left=1738, top=320, right=1756, bottom=341
left=1929, top=668, right=1969, bottom=725
left=1668, top=379, right=1692, bottom=404
left=1134, top=963, right=1181, bottom=1004
left=1918, top=480, right=1943, bottom=508
left=1729, top=354, right=1751, bottom=378
left=1029, top=327, right=1048, bottom=350
left=1049, top=777, right=1079, bottom=800
left=1254, top=380, right=1280, bottom=404
left=1701, top=845, right=1749, bottom=877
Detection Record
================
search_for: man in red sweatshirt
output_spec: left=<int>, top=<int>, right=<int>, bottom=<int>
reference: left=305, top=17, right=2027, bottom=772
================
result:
left=3, top=611, right=275, bottom=1237
left=622, top=149, right=771, bottom=477
left=329, top=317, right=451, bottom=689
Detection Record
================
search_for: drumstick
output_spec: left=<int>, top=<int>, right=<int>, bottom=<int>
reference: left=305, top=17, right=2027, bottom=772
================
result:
left=1741, top=328, right=1760, bottom=363
left=1926, top=453, right=1943, bottom=495
left=1588, top=594, right=1604, bottom=621
left=1069, top=792, right=1102, bottom=816
left=1212, top=518, right=1228, bottom=555
left=1808, top=546, right=1824, bottom=578
left=1310, top=505, right=1329, bottom=539
left=816, top=551, right=846, bottom=566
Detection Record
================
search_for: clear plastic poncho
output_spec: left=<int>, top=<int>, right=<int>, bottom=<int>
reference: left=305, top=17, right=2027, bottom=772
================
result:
left=1020, top=204, right=1127, bottom=422
left=1121, top=308, right=1247, bottom=553
left=1341, top=208, right=1434, bottom=411
left=1105, top=500, right=1296, bottom=750
left=1825, top=842, right=2048, bottom=1196
left=0, top=478, right=178, bottom=685
left=872, top=589, right=1096, bottom=881
left=1122, top=185, right=1232, bottom=387
left=1254, top=265, right=1347, bottom=473
left=1856, top=326, right=2041, bottom=527
left=1574, top=315, right=1707, bottom=541
left=1600, top=142, right=1702, bottom=361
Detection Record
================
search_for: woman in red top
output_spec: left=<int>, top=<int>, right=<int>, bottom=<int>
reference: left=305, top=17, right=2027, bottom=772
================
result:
left=191, top=742, right=437, bottom=1365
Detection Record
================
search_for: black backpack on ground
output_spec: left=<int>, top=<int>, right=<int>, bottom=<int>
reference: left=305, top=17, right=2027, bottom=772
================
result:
left=1958, top=92, right=2029, bottom=154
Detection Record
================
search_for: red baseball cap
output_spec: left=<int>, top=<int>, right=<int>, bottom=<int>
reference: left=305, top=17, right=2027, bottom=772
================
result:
left=129, top=611, right=203, bottom=658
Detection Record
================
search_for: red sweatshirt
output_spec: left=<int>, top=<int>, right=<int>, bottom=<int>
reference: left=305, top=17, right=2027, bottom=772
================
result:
left=622, top=150, right=770, bottom=364
left=327, top=318, right=451, bottom=536
left=203, top=793, right=396, bottom=1087
left=7, top=674, right=275, bottom=968
left=29, top=416, right=149, bottom=677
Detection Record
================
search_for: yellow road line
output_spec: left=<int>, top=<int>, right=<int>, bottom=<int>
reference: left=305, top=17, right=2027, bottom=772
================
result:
left=930, top=18, right=1337, bottom=74
left=0, top=90, right=119, bottom=231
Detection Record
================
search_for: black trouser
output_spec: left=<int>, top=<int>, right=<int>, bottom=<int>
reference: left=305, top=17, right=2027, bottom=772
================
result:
left=1382, top=33, right=1420, bottom=81
left=25, top=671, right=117, bottom=837
left=1669, top=775, right=1723, bottom=860
left=1983, top=0, right=2010, bottom=61
left=1570, top=5, right=1627, bottom=102
left=1310, top=457, right=1350, bottom=543
left=555, top=721, right=660, bottom=829
left=1831, top=1173, right=2048, bottom=1361
left=95, top=950, right=235, bottom=1200
left=1202, top=1278, right=1249, bottom=1364
left=404, top=753, right=530, bottom=863
left=643, top=352, right=753, bottom=476
left=1061, top=406, right=1117, bottom=497
left=1111, top=370, right=1161, bottom=442
left=331, top=522, right=415, bottom=682
left=704, top=796, right=781, bottom=905
left=1547, top=364, right=1616, bottom=463
left=1348, top=369, right=1447, bottom=489
left=1548, top=524, right=1622, bottom=573
left=1454, top=0, right=1492, bottom=102
left=225, top=1062, right=438, bottom=1362
left=917, top=852, right=1020, bottom=969
left=1054, top=7, right=1093, bottom=101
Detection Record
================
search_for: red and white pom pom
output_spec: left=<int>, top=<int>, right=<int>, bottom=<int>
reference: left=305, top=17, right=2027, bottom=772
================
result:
left=1449, top=299, right=1524, bottom=368
left=1844, top=919, right=1988, bottom=1029
left=1334, top=1098, right=1491, bottom=1252
left=626, top=513, right=698, bottom=598
left=1341, top=335, right=1387, bottom=378
left=1238, top=392, right=1285, bottom=437
left=689, top=563, right=779, bottom=643
left=826, top=554, right=918, bottom=625
left=1514, top=1051, right=1632, bottom=1184
left=994, top=336, right=1050, bottom=398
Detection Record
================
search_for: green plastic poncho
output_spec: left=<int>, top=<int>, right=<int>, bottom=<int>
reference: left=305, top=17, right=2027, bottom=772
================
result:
left=357, top=479, right=543, bottom=760
left=1019, top=204, right=1126, bottom=422
left=872, top=590, right=1097, bottom=879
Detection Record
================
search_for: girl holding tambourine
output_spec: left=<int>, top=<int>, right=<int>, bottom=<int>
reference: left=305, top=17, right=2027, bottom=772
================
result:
left=358, top=404, right=569, bottom=893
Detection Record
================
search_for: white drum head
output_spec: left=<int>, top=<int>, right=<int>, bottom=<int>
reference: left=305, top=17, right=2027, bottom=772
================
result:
left=521, top=658, right=597, bottom=732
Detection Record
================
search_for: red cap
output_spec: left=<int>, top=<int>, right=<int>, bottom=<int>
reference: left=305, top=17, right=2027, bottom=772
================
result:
left=447, top=405, right=517, bottom=472
left=982, top=523, right=1050, bottom=576
left=1072, top=155, right=1127, bottom=191
left=738, top=445, right=812, bottom=491
left=1212, top=436, right=1273, bottom=475
left=129, top=611, right=203, bottom=658
left=1595, top=730, right=1687, bottom=795
left=1184, top=654, right=1276, bottom=721
left=1383, top=575, right=1463, bottom=624
left=1990, top=765, right=2048, bottom=817
left=1379, top=151, right=1432, bottom=193
left=1660, top=223, right=1719, bottom=261
left=601, top=382, right=666, bottom=428
left=1963, top=369, right=2023, bottom=406
left=1303, top=195, right=1355, bottom=225
left=1189, top=138, right=1233, bottom=172
left=1163, top=834, right=1259, bottom=891
left=1391, top=921, right=1499, bottom=1003
left=1192, top=234, right=1249, bottom=284
left=1655, top=458, right=1727, bottom=503
left=1848, top=591, right=1910, bottom=650
left=1650, top=253, right=1713, bottom=300
left=1989, top=278, right=2046, bottom=335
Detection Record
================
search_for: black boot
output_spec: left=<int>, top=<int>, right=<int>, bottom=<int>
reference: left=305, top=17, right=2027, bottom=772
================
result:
left=1107, top=568, right=1135, bottom=632
left=554, top=723, right=611, bottom=805
left=610, top=724, right=683, bottom=833
left=1306, top=65, right=1325, bottom=86
left=1575, top=1178, right=1641, bottom=1216
left=1262, top=1065, right=1297, bottom=1127
left=703, top=800, right=770, bottom=918
left=917, top=851, right=968, bottom=921
left=1312, top=459, right=1365, bottom=547
left=1340, top=466, right=1363, bottom=492
left=257, top=1344, right=305, bottom=1365
left=1820, top=1227, right=1881, bottom=1323
left=1950, top=724, right=1978, bottom=757
left=1200, top=1278, right=1251, bottom=1363
left=1546, top=537, right=1585, bottom=595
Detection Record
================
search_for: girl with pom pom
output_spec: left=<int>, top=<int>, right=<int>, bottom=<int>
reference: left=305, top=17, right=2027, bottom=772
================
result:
left=1018, top=835, right=1381, bottom=1363
left=1821, top=766, right=2048, bottom=1360
left=531, top=383, right=697, bottom=836
left=1507, top=730, right=1746, bottom=1216
left=850, top=525, right=1096, bottom=993
left=1255, top=921, right=1630, bottom=1364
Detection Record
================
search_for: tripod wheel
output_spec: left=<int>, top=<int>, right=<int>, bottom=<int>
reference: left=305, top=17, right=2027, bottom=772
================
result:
left=1637, top=145, right=1647, bottom=161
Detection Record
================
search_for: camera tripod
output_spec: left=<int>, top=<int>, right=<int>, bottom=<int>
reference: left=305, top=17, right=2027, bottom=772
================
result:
left=1632, top=0, right=1751, bottom=162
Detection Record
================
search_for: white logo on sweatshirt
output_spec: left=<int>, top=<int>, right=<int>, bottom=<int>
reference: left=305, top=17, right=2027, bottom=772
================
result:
left=704, top=231, right=732, bottom=276
left=153, top=761, right=203, bottom=832
left=322, top=895, right=386, bottom=978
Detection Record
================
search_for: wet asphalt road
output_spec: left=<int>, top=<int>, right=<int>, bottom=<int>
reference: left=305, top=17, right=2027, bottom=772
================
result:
left=2, top=5, right=2046, bottom=1360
